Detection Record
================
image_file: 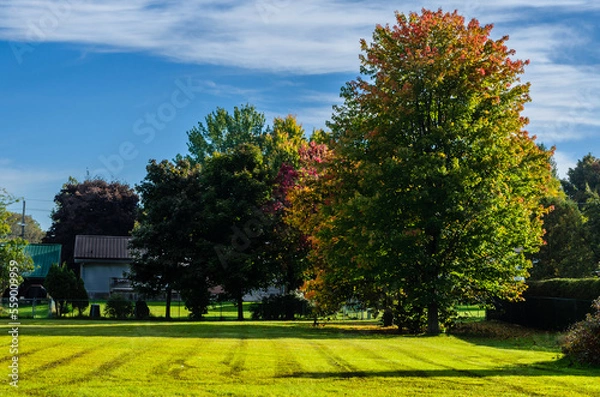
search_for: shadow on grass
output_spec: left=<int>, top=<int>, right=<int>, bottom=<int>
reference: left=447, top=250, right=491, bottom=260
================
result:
left=13, top=321, right=391, bottom=340
left=275, top=359, right=600, bottom=379
left=448, top=320, right=565, bottom=352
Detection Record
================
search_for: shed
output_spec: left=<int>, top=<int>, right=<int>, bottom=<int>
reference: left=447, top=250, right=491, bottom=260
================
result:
left=74, top=235, right=133, bottom=299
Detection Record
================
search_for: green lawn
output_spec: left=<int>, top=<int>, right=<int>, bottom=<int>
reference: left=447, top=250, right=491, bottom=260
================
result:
left=1, top=320, right=599, bottom=396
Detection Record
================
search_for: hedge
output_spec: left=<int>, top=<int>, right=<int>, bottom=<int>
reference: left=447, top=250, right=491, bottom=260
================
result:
left=524, top=278, right=600, bottom=301
left=487, top=278, right=600, bottom=330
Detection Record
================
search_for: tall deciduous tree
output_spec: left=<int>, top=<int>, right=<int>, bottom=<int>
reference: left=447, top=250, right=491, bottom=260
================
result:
left=203, top=144, right=276, bottom=320
left=129, top=160, right=204, bottom=319
left=132, top=144, right=277, bottom=320
left=0, top=190, right=33, bottom=295
left=44, top=178, right=139, bottom=271
left=262, top=117, right=313, bottom=309
left=301, top=9, right=557, bottom=334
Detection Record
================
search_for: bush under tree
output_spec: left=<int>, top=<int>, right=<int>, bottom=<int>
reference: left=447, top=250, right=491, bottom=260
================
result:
left=134, top=300, right=150, bottom=319
left=250, top=293, right=312, bottom=320
left=45, top=263, right=81, bottom=317
left=72, top=278, right=89, bottom=316
left=562, top=297, right=600, bottom=366
left=104, top=295, right=134, bottom=319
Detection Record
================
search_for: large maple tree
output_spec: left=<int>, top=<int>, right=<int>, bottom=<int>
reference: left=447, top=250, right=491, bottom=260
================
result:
left=298, top=9, right=558, bottom=333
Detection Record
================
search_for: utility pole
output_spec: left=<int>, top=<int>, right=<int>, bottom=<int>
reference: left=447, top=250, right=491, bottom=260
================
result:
left=21, top=200, right=26, bottom=239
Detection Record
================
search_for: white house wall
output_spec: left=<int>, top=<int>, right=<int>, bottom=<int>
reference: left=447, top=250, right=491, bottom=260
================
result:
left=80, top=263, right=130, bottom=298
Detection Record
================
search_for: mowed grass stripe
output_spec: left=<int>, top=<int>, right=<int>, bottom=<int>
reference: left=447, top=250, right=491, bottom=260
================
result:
left=3, top=321, right=600, bottom=397
left=372, top=336, right=566, bottom=396
left=270, top=338, right=306, bottom=378
left=349, top=337, right=531, bottom=395
left=150, top=338, right=215, bottom=381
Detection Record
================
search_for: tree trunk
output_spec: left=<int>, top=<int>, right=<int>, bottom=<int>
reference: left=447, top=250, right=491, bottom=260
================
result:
left=427, top=301, right=440, bottom=335
left=237, top=295, right=244, bottom=321
left=165, top=287, right=172, bottom=320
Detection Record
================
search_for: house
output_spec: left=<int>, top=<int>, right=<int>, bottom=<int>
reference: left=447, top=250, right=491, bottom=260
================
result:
left=74, top=235, right=134, bottom=299
left=73, top=234, right=284, bottom=302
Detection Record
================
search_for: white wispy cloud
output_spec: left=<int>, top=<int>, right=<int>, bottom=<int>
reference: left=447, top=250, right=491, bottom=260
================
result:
left=1, top=1, right=597, bottom=72
left=1, top=0, right=598, bottom=142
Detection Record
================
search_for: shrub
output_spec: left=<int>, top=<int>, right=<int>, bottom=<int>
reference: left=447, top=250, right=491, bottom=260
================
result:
left=72, top=278, right=89, bottom=316
left=134, top=300, right=150, bottom=319
left=561, top=297, right=600, bottom=366
left=104, top=295, right=134, bottom=319
left=182, top=288, right=211, bottom=320
left=250, top=292, right=312, bottom=320
left=45, top=263, right=79, bottom=317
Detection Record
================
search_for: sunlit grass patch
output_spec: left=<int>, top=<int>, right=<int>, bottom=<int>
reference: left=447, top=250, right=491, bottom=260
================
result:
left=1, top=320, right=599, bottom=396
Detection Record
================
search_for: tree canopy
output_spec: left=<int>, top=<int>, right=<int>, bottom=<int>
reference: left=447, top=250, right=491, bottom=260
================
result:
left=129, top=159, right=203, bottom=319
left=529, top=196, right=595, bottom=279
left=0, top=190, right=33, bottom=295
left=44, top=178, right=139, bottom=271
left=186, top=104, right=267, bottom=164
left=132, top=104, right=318, bottom=320
left=45, top=263, right=88, bottom=317
left=292, top=9, right=557, bottom=334
left=5, top=212, right=44, bottom=243
left=563, top=154, right=600, bottom=203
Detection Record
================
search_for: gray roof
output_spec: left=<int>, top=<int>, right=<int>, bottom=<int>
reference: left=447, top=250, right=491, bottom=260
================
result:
left=74, top=235, right=132, bottom=261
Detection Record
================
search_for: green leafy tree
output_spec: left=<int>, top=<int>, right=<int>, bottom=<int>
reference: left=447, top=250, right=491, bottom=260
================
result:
left=262, top=115, right=306, bottom=173
left=186, top=104, right=267, bottom=164
left=6, top=212, right=44, bottom=243
left=561, top=154, right=600, bottom=268
left=132, top=145, right=277, bottom=321
left=72, top=278, right=89, bottom=316
left=583, top=191, right=600, bottom=268
left=44, top=178, right=139, bottom=272
left=562, top=154, right=600, bottom=203
left=0, top=190, right=33, bottom=296
left=45, top=263, right=79, bottom=317
left=302, top=9, right=557, bottom=334
left=202, top=144, right=276, bottom=320
left=530, top=196, right=595, bottom=279
left=263, top=117, right=312, bottom=311
left=129, top=159, right=207, bottom=319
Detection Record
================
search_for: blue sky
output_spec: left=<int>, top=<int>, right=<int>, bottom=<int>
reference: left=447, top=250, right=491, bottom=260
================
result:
left=0, top=1, right=598, bottom=232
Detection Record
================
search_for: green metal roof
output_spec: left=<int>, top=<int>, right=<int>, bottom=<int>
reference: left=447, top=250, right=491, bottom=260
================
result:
left=22, top=244, right=62, bottom=278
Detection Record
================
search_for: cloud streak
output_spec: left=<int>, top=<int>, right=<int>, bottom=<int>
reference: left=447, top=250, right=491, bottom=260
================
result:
left=1, top=1, right=598, bottom=147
